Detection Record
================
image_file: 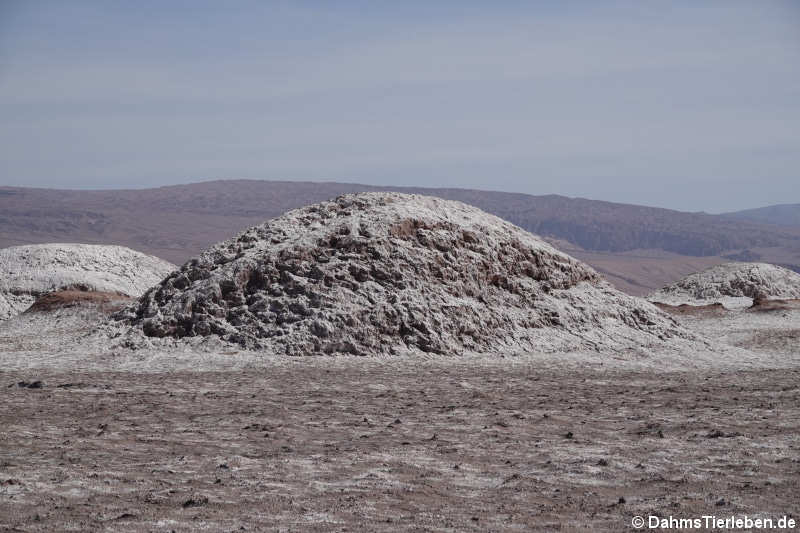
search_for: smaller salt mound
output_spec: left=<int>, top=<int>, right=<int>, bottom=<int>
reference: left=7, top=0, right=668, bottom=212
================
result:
left=119, top=193, right=702, bottom=356
left=0, top=244, right=176, bottom=319
left=648, top=262, right=800, bottom=309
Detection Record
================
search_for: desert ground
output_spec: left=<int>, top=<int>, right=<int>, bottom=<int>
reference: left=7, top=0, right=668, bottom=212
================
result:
left=2, top=362, right=799, bottom=532
left=1, top=298, right=799, bottom=532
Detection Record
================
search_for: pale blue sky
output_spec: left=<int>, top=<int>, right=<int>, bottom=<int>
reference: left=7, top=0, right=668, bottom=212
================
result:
left=1, top=1, right=798, bottom=212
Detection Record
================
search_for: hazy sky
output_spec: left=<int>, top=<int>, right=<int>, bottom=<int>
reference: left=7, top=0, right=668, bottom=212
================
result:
left=1, top=1, right=798, bottom=212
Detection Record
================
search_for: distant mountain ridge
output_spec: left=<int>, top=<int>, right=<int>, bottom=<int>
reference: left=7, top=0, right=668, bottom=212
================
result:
left=0, top=180, right=798, bottom=294
left=723, top=204, right=800, bottom=229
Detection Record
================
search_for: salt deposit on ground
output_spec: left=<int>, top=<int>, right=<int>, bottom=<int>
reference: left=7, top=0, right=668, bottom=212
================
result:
left=0, top=299, right=791, bottom=373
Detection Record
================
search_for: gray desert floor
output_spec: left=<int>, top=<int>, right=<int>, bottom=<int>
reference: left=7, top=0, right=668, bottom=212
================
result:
left=2, top=361, right=799, bottom=532
left=1, top=302, right=798, bottom=531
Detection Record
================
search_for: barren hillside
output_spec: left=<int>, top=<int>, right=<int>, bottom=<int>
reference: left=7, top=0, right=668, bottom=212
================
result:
left=723, top=203, right=800, bottom=228
left=1, top=180, right=798, bottom=294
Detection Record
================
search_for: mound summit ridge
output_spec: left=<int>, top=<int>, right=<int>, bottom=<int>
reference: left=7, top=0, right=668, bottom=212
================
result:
left=119, top=193, right=697, bottom=355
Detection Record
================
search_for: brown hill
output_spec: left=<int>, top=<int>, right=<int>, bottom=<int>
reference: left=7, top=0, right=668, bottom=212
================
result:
left=722, top=203, right=800, bottom=229
left=1, top=180, right=798, bottom=295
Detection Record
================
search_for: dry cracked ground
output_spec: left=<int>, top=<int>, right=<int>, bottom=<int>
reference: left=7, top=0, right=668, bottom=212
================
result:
left=1, top=361, right=799, bottom=532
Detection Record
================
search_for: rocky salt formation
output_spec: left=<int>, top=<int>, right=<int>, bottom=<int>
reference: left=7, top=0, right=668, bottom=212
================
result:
left=118, top=193, right=701, bottom=356
left=648, top=262, right=800, bottom=309
left=0, top=244, right=176, bottom=319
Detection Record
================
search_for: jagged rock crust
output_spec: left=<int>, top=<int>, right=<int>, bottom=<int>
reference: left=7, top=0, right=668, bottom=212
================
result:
left=0, top=244, right=176, bottom=319
left=119, top=193, right=696, bottom=355
left=648, top=262, right=800, bottom=309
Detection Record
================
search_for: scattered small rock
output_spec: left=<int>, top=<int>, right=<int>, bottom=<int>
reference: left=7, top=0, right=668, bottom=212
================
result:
left=636, top=422, right=663, bottom=437
left=182, top=496, right=209, bottom=509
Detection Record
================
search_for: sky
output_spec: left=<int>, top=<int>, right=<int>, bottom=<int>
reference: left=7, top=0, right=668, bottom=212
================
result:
left=0, top=1, right=798, bottom=213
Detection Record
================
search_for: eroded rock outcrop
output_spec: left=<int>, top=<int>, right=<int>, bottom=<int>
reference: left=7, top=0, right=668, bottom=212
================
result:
left=118, top=193, right=699, bottom=355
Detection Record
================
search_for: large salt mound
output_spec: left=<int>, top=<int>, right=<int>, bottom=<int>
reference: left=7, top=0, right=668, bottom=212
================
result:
left=119, top=193, right=700, bottom=356
left=648, top=262, right=800, bottom=309
left=0, top=244, right=176, bottom=319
